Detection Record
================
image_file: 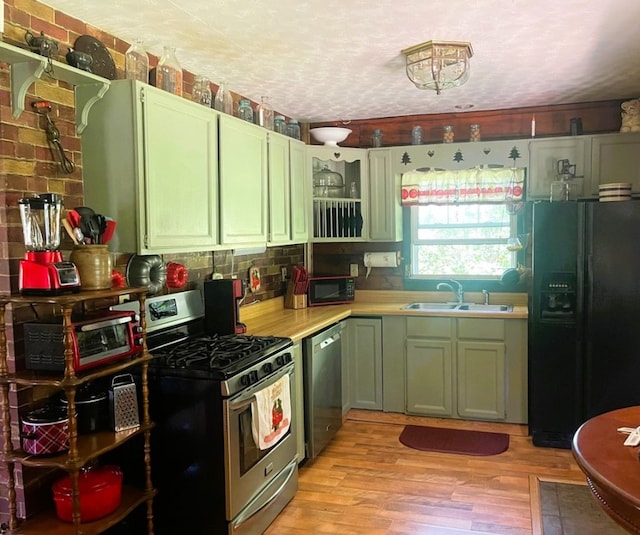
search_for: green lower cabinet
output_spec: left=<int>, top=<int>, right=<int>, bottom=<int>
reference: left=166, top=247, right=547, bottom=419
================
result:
left=346, top=317, right=383, bottom=410
left=457, top=341, right=506, bottom=420
left=403, top=317, right=526, bottom=423
left=406, top=339, right=453, bottom=416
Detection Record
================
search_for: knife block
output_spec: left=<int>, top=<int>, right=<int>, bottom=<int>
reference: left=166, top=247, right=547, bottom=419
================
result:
left=284, top=282, right=307, bottom=309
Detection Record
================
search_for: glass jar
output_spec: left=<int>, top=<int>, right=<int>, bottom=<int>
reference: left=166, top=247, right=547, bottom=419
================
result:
left=193, top=75, right=212, bottom=107
left=214, top=81, right=234, bottom=115
left=372, top=128, right=383, bottom=147
left=443, top=125, right=454, bottom=143
left=238, top=99, right=254, bottom=123
left=156, top=46, right=183, bottom=96
left=125, top=39, right=149, bottom=83
left=286, top=119, right=301, bottom=140
left=274, top=115, right=286, bottom=134
left=470, top=124, right=481, bottom=142
left=257, top=96, right=274, bottom=130
left=411, top=125, right=422, bottom=145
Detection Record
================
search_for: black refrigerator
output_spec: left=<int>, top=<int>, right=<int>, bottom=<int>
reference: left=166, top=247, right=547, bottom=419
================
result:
left=529, top=200, right=640, bottom=448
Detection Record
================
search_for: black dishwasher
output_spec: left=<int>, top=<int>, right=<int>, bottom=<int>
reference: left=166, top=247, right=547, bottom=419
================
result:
left=303, top=321, right=344, bottom=460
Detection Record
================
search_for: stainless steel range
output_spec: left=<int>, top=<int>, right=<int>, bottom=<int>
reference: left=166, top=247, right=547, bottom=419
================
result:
left=114, top=290, right=298, bottom=535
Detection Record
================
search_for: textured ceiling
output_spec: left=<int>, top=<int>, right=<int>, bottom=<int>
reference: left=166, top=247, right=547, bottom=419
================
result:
left=40, top=0, right=640, bottom=123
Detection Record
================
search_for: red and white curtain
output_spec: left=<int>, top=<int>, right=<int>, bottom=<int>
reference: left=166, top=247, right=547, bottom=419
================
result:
left=401, top=167, right=525, bottom=205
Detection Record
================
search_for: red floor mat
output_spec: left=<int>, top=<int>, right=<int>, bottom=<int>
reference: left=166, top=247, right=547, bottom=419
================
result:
left=399, top=425, right=509, bottom=456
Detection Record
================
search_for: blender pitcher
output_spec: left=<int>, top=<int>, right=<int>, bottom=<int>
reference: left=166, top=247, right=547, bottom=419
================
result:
left=19, top=193, right=62, bottom=251
left=19, top=194, right=80, bottom=294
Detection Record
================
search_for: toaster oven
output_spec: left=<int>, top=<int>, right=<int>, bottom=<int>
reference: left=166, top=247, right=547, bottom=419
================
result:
left=24, top=310, right=142, bottom=372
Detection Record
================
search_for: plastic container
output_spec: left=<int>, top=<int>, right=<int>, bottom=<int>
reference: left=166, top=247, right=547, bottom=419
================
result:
left=124, top=39, right=148, bottom=83
left=52, top=465, right=123, bottom=522
left=443, top=125, right=454, bottom=143
left=238, top=99, right=254, bottom=123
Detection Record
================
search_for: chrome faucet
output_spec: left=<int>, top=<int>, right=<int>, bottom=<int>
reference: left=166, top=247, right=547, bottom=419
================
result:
left=482, top=289, right=490, bottom=305
left=436, top=279, right=464, bottom=304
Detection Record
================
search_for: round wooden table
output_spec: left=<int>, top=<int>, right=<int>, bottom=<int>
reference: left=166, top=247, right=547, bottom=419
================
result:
left=573, top=406, right=640, bottom=533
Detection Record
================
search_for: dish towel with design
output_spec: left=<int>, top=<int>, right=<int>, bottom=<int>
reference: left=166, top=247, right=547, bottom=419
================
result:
left=251, top=374, right=291, bottom=450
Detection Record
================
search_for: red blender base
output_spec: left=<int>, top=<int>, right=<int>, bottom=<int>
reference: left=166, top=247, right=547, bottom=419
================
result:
left=20, top=251, right=81, bottom=295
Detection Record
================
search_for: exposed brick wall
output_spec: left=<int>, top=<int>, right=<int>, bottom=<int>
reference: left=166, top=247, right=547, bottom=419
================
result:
left=0, top=0, right=305, bottom=523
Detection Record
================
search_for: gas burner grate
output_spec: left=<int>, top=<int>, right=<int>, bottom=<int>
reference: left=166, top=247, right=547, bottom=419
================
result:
left=152, top=334, right=289, bottom=374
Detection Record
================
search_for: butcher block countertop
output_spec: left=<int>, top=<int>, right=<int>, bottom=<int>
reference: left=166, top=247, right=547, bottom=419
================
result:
left=241, top=290, right=528, bottom=343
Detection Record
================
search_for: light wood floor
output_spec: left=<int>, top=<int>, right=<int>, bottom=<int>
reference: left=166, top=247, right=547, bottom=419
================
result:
left=265, top=410, right=586, bottom=535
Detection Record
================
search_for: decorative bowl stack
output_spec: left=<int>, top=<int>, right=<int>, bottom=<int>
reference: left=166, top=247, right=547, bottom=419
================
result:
left=599, top=182, right=632, bottom=202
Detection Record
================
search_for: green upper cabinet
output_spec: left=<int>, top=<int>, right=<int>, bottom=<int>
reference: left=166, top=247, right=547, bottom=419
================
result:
left=267, top=133, right=308, bottom=245
left=218, top=115, right=268, bottom=246
left=267, top=132, right=291, bottom=244
left=590, top=132, right=640, bottom=195
left=289, top=139, right=309, bottom=244
left=82, top=80, right=219, bottom=254
left=368, top=148, right=402, bottom=241
left=528, top=136, right=591, bottom=200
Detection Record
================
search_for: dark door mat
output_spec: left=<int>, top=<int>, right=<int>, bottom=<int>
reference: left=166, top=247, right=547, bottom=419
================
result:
left=398, top=425, right=509, bottom=456
left=539, top=481, right=627, bottom=534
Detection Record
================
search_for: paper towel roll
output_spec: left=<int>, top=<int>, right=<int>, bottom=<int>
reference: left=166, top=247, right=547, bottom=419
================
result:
left=363, top=252, right=401, bottom=278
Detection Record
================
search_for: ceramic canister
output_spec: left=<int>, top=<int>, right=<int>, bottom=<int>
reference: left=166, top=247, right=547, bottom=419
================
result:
left=70, top=245, right=113, bottom=290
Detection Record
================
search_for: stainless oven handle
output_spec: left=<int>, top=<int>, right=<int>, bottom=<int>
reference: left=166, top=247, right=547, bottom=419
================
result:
left=77, top=315, right=134, bottom=332
left=228, top=363, right=293, bottom=412
left=230, top=459, right=297, bottom=531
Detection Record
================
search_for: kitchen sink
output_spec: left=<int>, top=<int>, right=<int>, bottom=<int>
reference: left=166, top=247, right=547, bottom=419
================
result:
left=402, top=302, right=459, bottom=310
left=402, top=302, right=513, bottom=313
left=456, top=303, right=513, bottom=312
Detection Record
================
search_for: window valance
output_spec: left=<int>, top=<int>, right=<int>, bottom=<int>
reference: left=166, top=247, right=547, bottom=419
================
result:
left=401, top=167, right=525, bottom=206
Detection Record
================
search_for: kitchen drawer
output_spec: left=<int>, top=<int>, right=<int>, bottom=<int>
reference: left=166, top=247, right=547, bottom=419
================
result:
left=457, top=318, right=505, bottom=340
left=406, top=317, right=454, bottom=339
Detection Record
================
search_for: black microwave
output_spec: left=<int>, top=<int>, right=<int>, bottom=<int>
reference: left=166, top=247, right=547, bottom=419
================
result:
left=307, top=275, right=356, bottom=306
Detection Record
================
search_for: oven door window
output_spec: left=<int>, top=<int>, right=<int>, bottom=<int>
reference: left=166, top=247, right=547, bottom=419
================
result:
left=237, top=405, right=290, bottom=475
left=76, top=323, right=131, bottom=360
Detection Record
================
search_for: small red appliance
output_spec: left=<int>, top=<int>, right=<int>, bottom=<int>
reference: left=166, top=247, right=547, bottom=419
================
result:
left=203, top=279, right=247, bottom=335
left=18, top=194, right=80, bottom=295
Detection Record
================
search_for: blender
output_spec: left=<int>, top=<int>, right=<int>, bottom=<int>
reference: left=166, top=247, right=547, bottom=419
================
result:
left=19, top=193, right=80, bottom=294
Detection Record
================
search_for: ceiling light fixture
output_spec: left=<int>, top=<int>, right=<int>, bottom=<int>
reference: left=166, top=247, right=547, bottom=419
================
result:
left=401, top=40, right=473, bottom=94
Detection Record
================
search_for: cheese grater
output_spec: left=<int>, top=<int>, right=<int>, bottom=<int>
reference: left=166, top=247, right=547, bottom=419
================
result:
left=109, top=374, right=140, bottom=431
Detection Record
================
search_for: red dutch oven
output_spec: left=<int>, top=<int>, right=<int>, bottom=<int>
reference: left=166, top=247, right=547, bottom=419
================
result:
left=52, top=465, right=123, bottom=522
left=21, top=405, right=69, bottom=456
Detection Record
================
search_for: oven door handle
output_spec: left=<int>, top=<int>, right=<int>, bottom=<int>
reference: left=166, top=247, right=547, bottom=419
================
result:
left=228, top=363, right=293, bottom=412
left=230, top=459, right=297, bottom=531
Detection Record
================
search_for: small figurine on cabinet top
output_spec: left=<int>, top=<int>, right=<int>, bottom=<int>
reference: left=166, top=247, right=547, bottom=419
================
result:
left=620, top=98, right=640, bottom=132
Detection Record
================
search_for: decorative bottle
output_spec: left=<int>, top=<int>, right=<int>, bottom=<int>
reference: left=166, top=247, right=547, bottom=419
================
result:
left=156, top=46, right=183, bottom=96
left=238, top=99, right=254, bottom=123
left=125, top=39, right=149, bottom=83
left=411, top=125, right=423, bottom=145
left=214, top=81, right=234, bottom=114
left=257, top=96, right=274, bottom=130
left=193, top=75, right=212, bottom=107
left=274, top=115, right=286, bottom=134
